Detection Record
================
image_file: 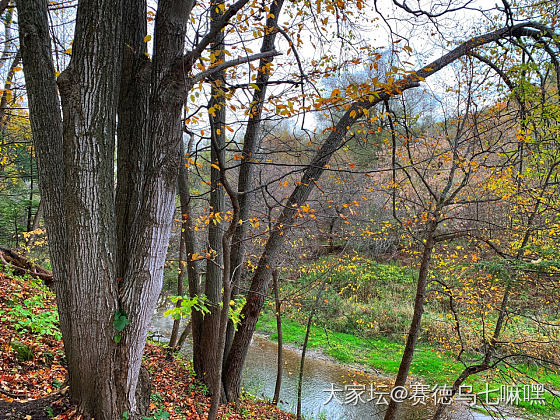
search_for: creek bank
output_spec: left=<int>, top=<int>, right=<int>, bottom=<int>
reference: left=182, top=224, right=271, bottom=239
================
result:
left=254, top=314, right=533, bottom=420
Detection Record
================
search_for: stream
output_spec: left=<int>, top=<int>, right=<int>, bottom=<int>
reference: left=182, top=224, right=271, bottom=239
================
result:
left=150, top=302, right=518, bottom=420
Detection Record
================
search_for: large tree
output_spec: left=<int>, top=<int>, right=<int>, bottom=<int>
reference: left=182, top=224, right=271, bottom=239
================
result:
left=16, top=0, right=275, bottom=417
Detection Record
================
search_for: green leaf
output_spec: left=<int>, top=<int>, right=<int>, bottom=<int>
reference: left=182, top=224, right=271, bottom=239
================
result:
left=113, top=310, right=130, bottom=332
left=114, top=334, right=122, bottom=344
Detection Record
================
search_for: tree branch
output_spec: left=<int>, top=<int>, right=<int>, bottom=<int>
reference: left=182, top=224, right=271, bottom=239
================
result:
left=191, top=50, right=281, bottom=85
left=171, top=0, right=251, bottom=77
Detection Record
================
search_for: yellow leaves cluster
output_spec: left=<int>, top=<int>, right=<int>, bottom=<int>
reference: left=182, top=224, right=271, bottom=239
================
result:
left=296, top=203, right=317, bottom=220
left=190, top=249, right=218, bottom=262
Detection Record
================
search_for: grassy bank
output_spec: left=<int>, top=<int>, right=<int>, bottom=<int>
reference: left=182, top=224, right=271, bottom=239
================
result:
left=256, top=311, right=560, bottom=417
left=257, top=254, right=560, bottom=418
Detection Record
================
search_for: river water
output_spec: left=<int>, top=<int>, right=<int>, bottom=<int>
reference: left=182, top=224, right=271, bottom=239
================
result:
left=150, top=304, right=518, bottom=420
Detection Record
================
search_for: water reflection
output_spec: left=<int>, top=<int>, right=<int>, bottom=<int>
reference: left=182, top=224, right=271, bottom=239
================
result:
left=150, top=302, right=513, bottom=420
left=241, top=335, right=433, bottom=420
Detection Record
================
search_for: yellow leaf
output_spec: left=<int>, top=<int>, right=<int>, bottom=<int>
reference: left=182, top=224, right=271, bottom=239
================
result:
left=211, top=163, right=220, bottom=170
left=144, top=35, right=152, bottom=42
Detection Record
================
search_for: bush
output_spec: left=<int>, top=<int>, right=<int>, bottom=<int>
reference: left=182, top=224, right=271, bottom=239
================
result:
left=285, top=255, right=417, bottom=338
left=0, top=275, right=61, bottom=340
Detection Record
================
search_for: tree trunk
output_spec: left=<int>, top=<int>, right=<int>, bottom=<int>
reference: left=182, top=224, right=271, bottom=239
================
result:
left=55, top=0, right=126, bottom=411
left=431, top=363, right=488, bottom=420
left=168, top=236, right=186, bottom=349
left=208, top=132, right=241, bottom=420
left=223, top=98, right=375, bottom=402
left=18, top=0, right=123, bottom=416
left=383, top=219, right=437, bottom=420
left=176, top=320, right=192, bottom=351
left=178, top=137, right=204, bottom=376
left=272, top=269, right=283, bottom=406
left=18, top=0, right=191, bottom=416
left=223, top=0, right=286, bottom=363
left=114, top=0, right=192, bottom=415
left=199, top=0, right=227, bottom=397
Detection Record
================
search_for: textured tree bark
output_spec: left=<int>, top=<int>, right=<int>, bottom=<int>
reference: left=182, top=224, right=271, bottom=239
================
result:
left=54, top=0, right=124, bottom=412
left=115, top=0, right=149, bottom=285
left=17, top=0, right=190, bottom=416
left=18, top=0, right=124, bottom=417
left=114, top=0, right=191, bottom=415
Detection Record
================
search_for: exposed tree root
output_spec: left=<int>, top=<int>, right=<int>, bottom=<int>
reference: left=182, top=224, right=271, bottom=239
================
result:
left=0, top=388, right=70, bottom=419
left=0, top=247, right=53, bottom=287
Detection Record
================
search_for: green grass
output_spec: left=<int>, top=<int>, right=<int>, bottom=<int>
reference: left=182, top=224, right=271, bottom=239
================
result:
left=266, top=254, right=560, bottom=417
left=257, top=310, right=460, bottom=383
left=257, top=310, right=560, bottom=417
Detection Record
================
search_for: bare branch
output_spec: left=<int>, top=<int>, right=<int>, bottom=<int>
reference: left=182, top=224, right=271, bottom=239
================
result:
left=191, top=50, right=281, bottom=85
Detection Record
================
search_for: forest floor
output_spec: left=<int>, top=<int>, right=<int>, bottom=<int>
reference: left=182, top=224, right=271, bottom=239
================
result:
left=0, top=268, right=294, bottom=420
